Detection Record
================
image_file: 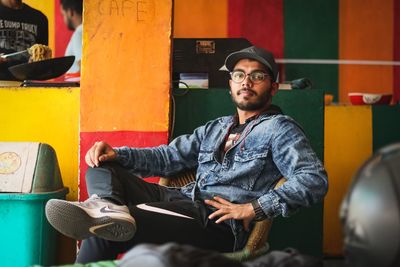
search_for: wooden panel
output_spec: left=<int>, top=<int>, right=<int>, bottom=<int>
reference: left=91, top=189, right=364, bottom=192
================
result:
left=173, top=0, right=228, bottom=38
left=80, top=0, right=172, bottom=132
left=324, top=105, right=372, bottom=256
left=339, top=0, right=393, bottom=102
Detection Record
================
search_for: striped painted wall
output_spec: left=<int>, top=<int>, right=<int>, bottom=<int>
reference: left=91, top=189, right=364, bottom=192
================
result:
left=324, top=105, right=400, bottom=255
left=174, top=0, right=400, bottom=104
left=174, top=0, right=399, bottom=256
left=79, top=0, right=172, bottom=200
left=20, top=1, right=398, bottom=257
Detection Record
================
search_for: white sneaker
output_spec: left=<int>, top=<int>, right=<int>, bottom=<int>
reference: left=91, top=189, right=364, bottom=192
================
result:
left=45, top=194, right=136, bottom=241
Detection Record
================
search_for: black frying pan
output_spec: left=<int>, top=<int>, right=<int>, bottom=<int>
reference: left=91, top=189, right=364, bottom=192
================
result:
left=8, top=56, right=75, bottom=81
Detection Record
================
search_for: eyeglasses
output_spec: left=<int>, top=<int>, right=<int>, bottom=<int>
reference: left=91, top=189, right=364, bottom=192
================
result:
left=230, top=70, right=271, bottom=84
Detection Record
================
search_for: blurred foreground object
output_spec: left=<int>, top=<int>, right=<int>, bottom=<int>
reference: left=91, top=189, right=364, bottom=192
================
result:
left=340, top=143, right=400, bottom=267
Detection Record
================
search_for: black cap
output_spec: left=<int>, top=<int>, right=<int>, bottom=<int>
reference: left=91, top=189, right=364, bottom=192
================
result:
left=222, top=46, right=279, bottom=82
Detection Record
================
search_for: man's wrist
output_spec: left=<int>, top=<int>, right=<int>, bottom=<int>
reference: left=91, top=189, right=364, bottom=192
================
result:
left=251, top=199, right=266, bottom=221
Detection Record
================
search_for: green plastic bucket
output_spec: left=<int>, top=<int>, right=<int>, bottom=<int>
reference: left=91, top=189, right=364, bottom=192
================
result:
left=0, top=187, right=68, bottom=267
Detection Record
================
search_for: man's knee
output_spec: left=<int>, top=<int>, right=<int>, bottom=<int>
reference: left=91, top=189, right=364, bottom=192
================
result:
left=85, top=162, right=120, bottom=183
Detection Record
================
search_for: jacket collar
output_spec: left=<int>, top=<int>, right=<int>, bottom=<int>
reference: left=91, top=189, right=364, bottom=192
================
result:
left=217, top=104, right=283, bottom=126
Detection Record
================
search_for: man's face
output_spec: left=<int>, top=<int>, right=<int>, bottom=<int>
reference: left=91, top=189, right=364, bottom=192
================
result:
left=229, top=59, right=278, bottom=112
left=60, top=7, right=74, bottom=31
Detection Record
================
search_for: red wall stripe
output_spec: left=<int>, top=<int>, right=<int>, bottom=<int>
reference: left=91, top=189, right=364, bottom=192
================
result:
left=228, top=0, right=284, bottom=58
left=79, top=131, right=169, bottom=200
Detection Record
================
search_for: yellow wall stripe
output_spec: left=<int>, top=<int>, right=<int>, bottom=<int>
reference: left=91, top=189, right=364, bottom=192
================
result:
left=324, top=105, right=372, bottom=255
left=0, top=88, right=80, bottom=200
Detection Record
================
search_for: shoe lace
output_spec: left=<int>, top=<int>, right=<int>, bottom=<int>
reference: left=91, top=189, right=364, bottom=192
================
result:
left=88, top=194, right=101, bottom=200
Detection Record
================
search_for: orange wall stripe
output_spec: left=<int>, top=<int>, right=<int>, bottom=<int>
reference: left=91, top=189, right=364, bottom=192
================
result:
left=339, top=0, right=393, bottom=102
left=394, top=0, right=400, bottom=103
left=173, top=0, right=228, bottom=38
left=81, top=0, right=172, bottom=132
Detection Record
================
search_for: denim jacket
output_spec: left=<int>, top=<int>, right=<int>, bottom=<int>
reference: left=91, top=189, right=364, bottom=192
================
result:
left=115, top=113, right=328, bottom=250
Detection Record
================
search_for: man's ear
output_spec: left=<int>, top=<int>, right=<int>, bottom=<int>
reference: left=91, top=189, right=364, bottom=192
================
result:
left=67, top=8, right=74, bottom=17
left=228, top=79, right=234, bottom=95
left=271, top=82, right=279, bottom=96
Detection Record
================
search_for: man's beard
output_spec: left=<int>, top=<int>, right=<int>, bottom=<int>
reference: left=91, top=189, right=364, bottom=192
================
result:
left=231, top=88, right=272, bottom=111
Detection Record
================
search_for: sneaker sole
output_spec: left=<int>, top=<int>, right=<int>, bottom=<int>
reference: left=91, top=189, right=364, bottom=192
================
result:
left=45, top=199, right=136, bottom=241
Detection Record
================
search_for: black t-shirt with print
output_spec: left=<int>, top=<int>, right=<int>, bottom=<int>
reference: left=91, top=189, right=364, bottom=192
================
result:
left=0, top=3, right=48, bottom=80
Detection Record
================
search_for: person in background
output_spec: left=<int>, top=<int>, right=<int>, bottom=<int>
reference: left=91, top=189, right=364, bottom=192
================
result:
left=60, top=0, right=82, bottom=75
left=46, top=46, right=328, bottom=263
left=0, top=0, right=48, bottom=80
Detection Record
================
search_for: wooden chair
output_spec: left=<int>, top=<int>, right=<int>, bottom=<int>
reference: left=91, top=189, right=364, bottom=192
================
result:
left=159, top=171, right=286, bottom=261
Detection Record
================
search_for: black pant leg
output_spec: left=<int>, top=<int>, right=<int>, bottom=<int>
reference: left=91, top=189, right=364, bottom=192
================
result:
left=78, top=163, right=235, bottom=264
left=129, top=202, right=234, bottom=252
left=85, top=163, right=185, bottom=205
left=76, top=237, right=123, bottom=263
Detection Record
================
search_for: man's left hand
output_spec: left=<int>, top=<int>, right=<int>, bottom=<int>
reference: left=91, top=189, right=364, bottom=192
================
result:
left=205, top=196, right=255, bottom=231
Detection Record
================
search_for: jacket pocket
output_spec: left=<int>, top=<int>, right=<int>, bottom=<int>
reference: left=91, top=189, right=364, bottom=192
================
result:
left=198, top=151, right=214, bottom=163
left=197, top=151, right=217, bottom=174
left=217, top=151, right=268, bottom=190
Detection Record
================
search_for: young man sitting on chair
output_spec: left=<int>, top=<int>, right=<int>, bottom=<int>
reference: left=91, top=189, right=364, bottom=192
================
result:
left=46, top=46, right=328, bottom=264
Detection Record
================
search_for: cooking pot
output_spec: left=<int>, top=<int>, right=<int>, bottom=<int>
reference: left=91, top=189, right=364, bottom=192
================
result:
left=8, top=56, right=75, bottom=81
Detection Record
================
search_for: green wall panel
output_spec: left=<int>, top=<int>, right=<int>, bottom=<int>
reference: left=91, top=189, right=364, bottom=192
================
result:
left=372, top=105, right=400, bottom=151
left=172, top=88, right=325, bottom=256
left=284, top=0, right=338, bottom=101
left=171, top=89, right=235, bottom=138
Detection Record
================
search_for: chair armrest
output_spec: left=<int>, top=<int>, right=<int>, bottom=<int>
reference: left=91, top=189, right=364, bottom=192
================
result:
left=243, top=177, right=287, bottom=253
left=159, top=170, right=196, bottom=187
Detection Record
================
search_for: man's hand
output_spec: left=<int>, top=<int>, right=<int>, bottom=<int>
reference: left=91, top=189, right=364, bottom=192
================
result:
left=205, top=196, right=256, bottom=231
left=85, top=141, right=117, bottom=168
